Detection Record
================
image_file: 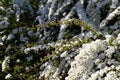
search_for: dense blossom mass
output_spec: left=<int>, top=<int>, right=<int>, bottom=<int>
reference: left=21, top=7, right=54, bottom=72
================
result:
left=0, top=0, right=120, bottom=80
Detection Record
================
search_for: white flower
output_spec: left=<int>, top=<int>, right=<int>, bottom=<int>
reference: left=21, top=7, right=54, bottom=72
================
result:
left=105, top=35, right=113, bottom=42
left=0, top=41, right=3, bottom=45
left=7, top=33, right=14, bottom=40
left=25, top=67, right=29, bottom=71
left=116, top=65, right=120, bottom=70
left=5, top=73, right=12, bottom=79
left=94, top=59, right=101, bottom=65
left=2, top=35, right=7, bottom=41
left=105, top=47, right=115, bottom=58
left=66, top=40, right=108, bottom=80
left=2, top=56, right=10, bottom=72
left=85, top=31, right=93, bottom=38
left=0, top=6, right=5, bottom=10
left=16, top=59, right=20, bottom=63
left=118, top=33, right=120, bottom=37
left=105, top=71, right=117, bottom=80
left=111, top=0, right=118, bottom=9
left=16, top=14, right=20, bottom=22
left=57, top=24, right=68, bottom=40
left=99, top=70, right=105, bottom=77
left=24, top=48, right=31, bottom=54
left=73, top=40, right=79, bottom=45
left=88, top=71, right=99, bottom=80
left=60, top=51, right=68, bottom=57
left=116, top=33, right=120, bottom=43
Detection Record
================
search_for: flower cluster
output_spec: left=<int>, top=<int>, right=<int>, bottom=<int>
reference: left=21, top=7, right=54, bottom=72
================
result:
left=66, top=40, right=108, bottom=80
left=2, top=56, right=10, bottom=72
left=0, top=0, right=120, bottom=79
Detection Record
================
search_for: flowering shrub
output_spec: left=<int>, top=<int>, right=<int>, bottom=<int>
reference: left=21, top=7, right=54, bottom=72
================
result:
left=0, top=0, right=120, bottom=80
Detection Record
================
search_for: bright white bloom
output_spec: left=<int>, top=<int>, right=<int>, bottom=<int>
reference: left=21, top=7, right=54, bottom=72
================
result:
left=16, top=59, right=20, bottom=63
left=118, top=33, right=120, bottom=38
left=113, top=33, right=120, bottom=45
left=105, top=47, right=115, bottom=58
left=0, top=6, right=4, bottom=10
left=66, top=40, right=108, bottom=80
left=0, top=41, right=3, bottom=45
left=57, top=24, right=68, bottom=40
left=88, top=71, right=99, bottom=80
left=2, top=35, right=7, bottom=41
left=105, top=35, right=113, bottom=43
left=110, top=0, right=118, bottom=9
left=2, top=56, right=10, bottom=72
left=7, top=33, right=15, bottom=40
left=116, top=65, right=120, bottom=70
left=105, top=71, right=117, bottom=80
left=117, top=33, right=120, bottom=41
left=25, top=67, right=30, bottom=71
left=99, top=6, right=120, bottom=28
left=24, top=48, right=31, bottom=54
left=16, top=14, right=20, bottom=22
left=5, top=73, right=12, bottom=79
left=85, top=31, right=93, bottom=38
left=94, top=59, right=101, bottom=65
left=60, top=51, right=68, bottom=58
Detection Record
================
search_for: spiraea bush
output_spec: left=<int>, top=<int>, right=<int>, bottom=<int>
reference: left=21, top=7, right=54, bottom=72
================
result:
left=0, top=0, right=120, bottom=80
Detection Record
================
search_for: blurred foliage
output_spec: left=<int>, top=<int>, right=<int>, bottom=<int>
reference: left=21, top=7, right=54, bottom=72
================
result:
left=0, top=0, right=12, bottom=8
